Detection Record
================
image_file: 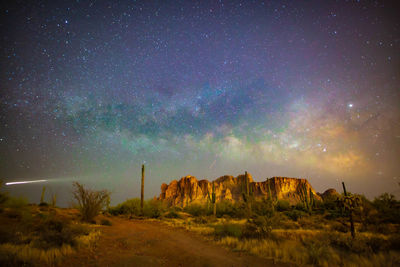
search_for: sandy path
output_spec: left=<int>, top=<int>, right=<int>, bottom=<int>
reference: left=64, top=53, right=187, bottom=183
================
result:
left=62, top=217, right=287, bottom=267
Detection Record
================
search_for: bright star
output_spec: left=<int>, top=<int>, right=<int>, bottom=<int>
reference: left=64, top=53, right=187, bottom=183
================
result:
left=348, top=103, right=353, bottom=108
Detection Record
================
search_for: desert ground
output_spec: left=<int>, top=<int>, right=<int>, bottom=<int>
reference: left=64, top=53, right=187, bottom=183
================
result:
left=63, top=215, right=286, bottom=267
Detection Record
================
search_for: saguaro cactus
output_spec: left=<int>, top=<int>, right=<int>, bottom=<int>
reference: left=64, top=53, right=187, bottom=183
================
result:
left=241, top=171, right=253, bottom=216
left=299, top=184, right=312, bottom=213
left=40, top=186, right=46, bottom=204
left=51, top=193, right=57, bottom=207
left=141, top=164, right=145, bottom=215
left=212, top=182, right=216, bottom=217
left=340, top=182, right=361, bottom=238
left=267, top=179, right=272, bottom=201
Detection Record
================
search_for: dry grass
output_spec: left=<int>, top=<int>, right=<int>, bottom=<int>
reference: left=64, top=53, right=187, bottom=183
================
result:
left=0, top=229, right=101, bottom=266
left=216, top=236, right=399, bottom=267
left=0, top=243, right=74, bottom=266
left=163, top=217, right=400, bottom=267
left=75, top=229, right=101, bottom=248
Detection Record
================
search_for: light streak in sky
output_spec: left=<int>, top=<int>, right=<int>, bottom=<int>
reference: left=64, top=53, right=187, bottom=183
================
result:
left=5, top=180, right=47, bottom=185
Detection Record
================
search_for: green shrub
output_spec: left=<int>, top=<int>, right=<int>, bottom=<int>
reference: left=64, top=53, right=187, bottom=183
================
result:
left=4, top=197, right=28, bottom=209
left=109, top=199, right=166, bottom=218
left=143, top=199, right=165, bottom=218
left=252, top=198, right=275, bottom=217
left=276, top=200, right=290, bottom=211
left=242, top=216, right=274, bottom=239
left=72, top=182, right=110, bottom=222
left=216, top=201, right=241, bottom=217
left=163, top=210, right=181, bottom=219
left=214, top=223, right=242, bottom=239
left=109, top=198, right=141, bottom=217
left=193, top=216, right=208, bottom=224
left=184, top=203, right=207, bottom=217
left=373, top=193, right=400, bottom=224
left=284, top=209, right=306, bottom=221
left=100, top=219, right=112, bottom=226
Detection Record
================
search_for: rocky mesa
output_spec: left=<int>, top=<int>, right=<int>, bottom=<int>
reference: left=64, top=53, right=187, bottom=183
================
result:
left=158, top=173, right=326, bottom=206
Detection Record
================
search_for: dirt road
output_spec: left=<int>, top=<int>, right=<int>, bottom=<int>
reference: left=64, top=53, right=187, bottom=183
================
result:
left=63, top=217, right=287, bottom=267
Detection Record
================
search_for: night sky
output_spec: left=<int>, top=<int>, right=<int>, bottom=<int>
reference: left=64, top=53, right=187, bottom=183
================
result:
left=1, top=1, right=399, bottom=205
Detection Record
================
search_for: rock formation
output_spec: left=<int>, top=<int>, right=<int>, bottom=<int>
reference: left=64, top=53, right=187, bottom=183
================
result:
left=319, top=188, right=340, bottom=201
left=158, top=173, right=322, bottom=206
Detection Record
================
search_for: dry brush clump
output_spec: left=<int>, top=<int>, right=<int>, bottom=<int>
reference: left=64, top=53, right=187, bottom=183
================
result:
left=72, top=182, right=110, bottom=222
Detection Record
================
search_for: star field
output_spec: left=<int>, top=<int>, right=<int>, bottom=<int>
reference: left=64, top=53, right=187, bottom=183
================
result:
left=1, top=1, right=399, bottom=205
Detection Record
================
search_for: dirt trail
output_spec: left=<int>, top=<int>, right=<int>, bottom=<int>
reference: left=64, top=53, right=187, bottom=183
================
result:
left=63, top=217, right=287, bottom=267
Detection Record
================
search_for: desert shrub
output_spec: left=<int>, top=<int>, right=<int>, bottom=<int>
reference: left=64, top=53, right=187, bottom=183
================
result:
left=108, top=199, right=165, bottom=218
left=72, top=182, right=110, bottom=222
left=284, top=209, right=306, bottom=221
left=388, top=233, right=400, bottom=250
left=184, top=203, right=207, bottom=217
left=242, top=216, right=274, bottom=239
left=276, top=200, right=290, bottom=211
left=38, top=202, right=48, bottom=207
left=143, top=199, right=166, bottom=218
left=109, top=198, right=141, bottom=217
left=373, top=193, right=400, bottom=224
left=330, top=221, right=349, bottom=233
left=214, top=223, right=242, bottom=239
left=193, top=216, right=208, bottom=224
left=0, top=227, right=15, bottom=244
left=163, top=210, right=181, bottom=219
left=32, top=217, right=90, bottom=249
left=0, top=181, right=8, bottom=205
left=297, top=215, right=326, bottom=230
left=327, top=232, right=393, bottom=255
left=4, top=197, right=28, bottom=209
left=216, top=201, right=241, bottom=217
left=301, top=237, right=334, bottom=266
left=251, top=198, right=275, bottom=217
left=100, top=219, right=112, bottom=226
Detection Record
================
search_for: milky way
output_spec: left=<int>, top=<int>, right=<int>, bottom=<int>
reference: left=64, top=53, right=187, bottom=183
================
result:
left=1, top=1, right=399, bottom=205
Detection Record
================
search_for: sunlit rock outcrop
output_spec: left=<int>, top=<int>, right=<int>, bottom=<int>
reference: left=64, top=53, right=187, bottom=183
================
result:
left=158, top=173, right=322, bottom=206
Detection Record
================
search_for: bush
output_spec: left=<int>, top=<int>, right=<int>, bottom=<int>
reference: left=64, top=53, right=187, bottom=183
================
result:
left=276, top=200, right=290, bottom=211
left=284, top=209, right=306, bottom=221
left=33, top=217, right=90, bottom=249
left=216, top=201, right=241, bottom=218
left=0, top=181, right=8, bottom=205
left=109, top=198, right=141, bottom=217
left=214, top=223, right=242, bottom=239
left=109, top=199, right=166, bottom=218
left=143, top=199, right=165, bottom=218
left=193, top=216, right=208, bottom=224
left=163, top=210, right=181, bottom=219
left=100, top=219, right=112, bottom=226
left=373, top=193, right=400, bottom=224
left=4, top=197, right=28, bottom=210
left=242, top=216, right=274, bottom=239
left=184, top=203, right=207, bottom=217
left=252, top=198, right=275, bottom=217
left=72, top=182, right=110, bottom=222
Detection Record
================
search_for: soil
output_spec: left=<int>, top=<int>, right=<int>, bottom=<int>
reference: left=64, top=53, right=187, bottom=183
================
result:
left=62, top=216, right=288, bottom=267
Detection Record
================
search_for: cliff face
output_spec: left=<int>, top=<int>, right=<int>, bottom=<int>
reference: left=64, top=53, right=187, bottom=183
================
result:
left=158, top=173, right=322, bottom=206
